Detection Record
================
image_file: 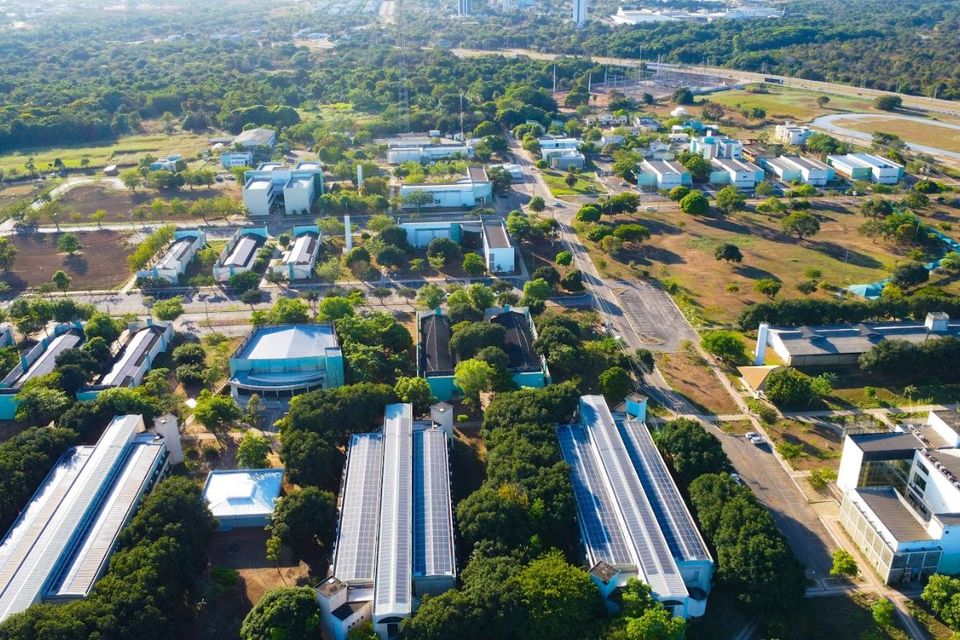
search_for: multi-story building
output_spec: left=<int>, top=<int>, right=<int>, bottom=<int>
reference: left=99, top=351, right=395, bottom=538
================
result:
left=774, top=122, right=814, bottom=146
left=827, top=153, right=904, bottom=184
left=708, top=157, right=765, bottom=188
left=317, top=404, right=455, bottom=640
left=690, top=132, right=743, bottom=160
left=386, top=142, right=474, bottom=165
left=242, top=161, right=324, bottom=216
left=572, top=0, right=587, bottom=24
left=558, top=395, right=713, bottom=618
left=637, top=159, right=691, bottom=189
left=837, top=410, right=960, bottom=584
left=542, top=148, right=586, bottom=170
left=220, top=151, right=255, bottom=169
left=398, top=166, right=492, bottom=210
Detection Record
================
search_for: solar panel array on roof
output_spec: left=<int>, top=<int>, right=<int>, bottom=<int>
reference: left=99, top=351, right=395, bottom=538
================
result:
left=557, top=425, right=633, bottom=568
left=333, top=434, right=383, bottom=583
left=287, top=233, right=318, bottom=265
left=489, top=311, right=539, bottom=371
left=419, top=314, right=456, bottom=374
left=566, top=396, right=689, bottom=600
left=155, top=238, right=193, bottom=270
left=374, top=404, right=413, bottom=617
left=223, top=235, right=262, bottom=267
left=618, top=420, right=710, bottom=562
left=413, top=429, right=455, bottom=577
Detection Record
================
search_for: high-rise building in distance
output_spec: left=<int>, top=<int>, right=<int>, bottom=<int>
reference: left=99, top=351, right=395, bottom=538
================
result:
left=458, top=0, right=472, bottom=17
left=573, top=0, right=587, bottom=24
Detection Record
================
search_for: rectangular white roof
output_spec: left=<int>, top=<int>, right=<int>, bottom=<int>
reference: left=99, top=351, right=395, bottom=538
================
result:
left=155, top=237, right=194, bottom=270
left=374, top=403, right=413, bottom=618
left=202, top=469, right=284, bottom=521
left=286, top=233, right=319, bottom=265
left=99, top=326, right=165, bottom=387
left=238, top=324, right=338, bottom=360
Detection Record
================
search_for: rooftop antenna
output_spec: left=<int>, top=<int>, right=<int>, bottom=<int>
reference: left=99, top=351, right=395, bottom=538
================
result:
left=553, top=64, right=557, bottom=95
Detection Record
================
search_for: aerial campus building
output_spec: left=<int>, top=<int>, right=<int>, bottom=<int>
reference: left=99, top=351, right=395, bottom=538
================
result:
left=416, top=305, right=549, bottom=401
left=558, top=395, right=713, bottom=618
left=227, top=324, right=345, bottom=404
left=689, top=132, right=743, bottom=160
left=269, top=225, right=322, bottom=281
left=774, top=122, right=814, bottom=146
left=0, top=415, right=170, bottom=622
left=837, top=410, right=960, bottom=584
left=827, top=153, right=904, bottom=184
left=636, top=159, right=692, bottom=189
left=203, top=469, right=285, bottom=531
left=398, top=216, right=515, bottom=273
left=135, top=229, right=206, bottom=284
left=317, top=404, right=455, bottom=640
left=213, top=226, right=268, bottom=282
left=242, top=161, right=324, bottom=217
left=397, top=166, right=493, bottom=210
left=386, top=139, right=475, bottom=165
left=760, top=155, right=835, bottom=187
left=708, top=157, right=765, bottom=189
left=751, top=312, right=960, bottom=367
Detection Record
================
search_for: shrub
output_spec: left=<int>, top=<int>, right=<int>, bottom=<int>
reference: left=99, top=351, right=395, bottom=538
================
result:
left=555, top=251, right=573, bottom=266
left=764, top=367, right=814, bottom=408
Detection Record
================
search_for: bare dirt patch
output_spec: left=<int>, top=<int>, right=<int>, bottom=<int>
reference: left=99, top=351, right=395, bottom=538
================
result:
left=656, top=350, right=739, bottom=415
left=3, top=230, right=135, bottom=293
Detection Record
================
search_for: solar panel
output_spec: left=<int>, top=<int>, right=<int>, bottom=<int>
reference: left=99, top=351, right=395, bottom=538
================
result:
left=413, top=429, right=455, bottom=578
left=618, top=419, right=711, bottom=562
left=557, top=425, right=633, bottom=568
left=374, top=404, right=413, bottom=616
left=333, top=434, right=383, bottom=583
left=579, top=396, right=687, bottom=598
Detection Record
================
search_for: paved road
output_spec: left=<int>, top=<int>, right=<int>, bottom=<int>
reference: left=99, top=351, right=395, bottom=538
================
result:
left=812, top=112, right=960, bottom=161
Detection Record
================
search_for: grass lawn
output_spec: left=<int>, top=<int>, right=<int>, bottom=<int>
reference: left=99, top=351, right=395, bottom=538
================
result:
left=839, top=115, right=960, bottom=154
left=765, top=418, right=843, bottom=472
left=707, top=85, right=875, bottom=122
left=907, top=601, right=956, bottom=640
left=655, top=350, right=740, bottom=415
left=811, top=367, right=960, bottom=409
left=590, top=199, right=926, bottom=325
left=541, top=170, right=600, bottom=197
left=0, top=132, right=211, bottom=175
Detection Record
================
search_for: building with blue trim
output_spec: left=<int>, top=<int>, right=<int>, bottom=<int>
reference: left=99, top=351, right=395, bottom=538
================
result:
left=228, top=324, right=345, bottom=404
left=0, top=322, right=84, bottom=420
left=213, top=226, right=269, bottom=283
left=269, top=226, right=321, bottom=281
left=202, top=469, right=284, bottom=531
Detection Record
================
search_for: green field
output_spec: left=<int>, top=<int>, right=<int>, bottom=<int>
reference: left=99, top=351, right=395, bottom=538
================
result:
left=0, top=133, right=211, bottom=176
left=541, top=170, right=600, bottom=197
left=708, top=85, right=875, bottom=122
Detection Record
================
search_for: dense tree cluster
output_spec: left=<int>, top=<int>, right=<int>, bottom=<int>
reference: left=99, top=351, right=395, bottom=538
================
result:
left=655, top=418, right=730, bottom=487
left=859, top=337, right=960, bottom=383
left=532, top=314, right=633, bottom=391
left=0, top=427, right=78, bottom=533
left=0, top=477, right=216, bottom=638
left=737, top=297, right=960, bottom=331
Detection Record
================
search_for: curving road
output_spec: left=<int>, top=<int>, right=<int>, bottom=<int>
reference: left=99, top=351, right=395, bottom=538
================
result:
left=811, top=113, right=960, bottom=161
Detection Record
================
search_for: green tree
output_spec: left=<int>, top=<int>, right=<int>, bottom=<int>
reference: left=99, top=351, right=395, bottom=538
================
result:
left=455, top=359, right=495, bottom=404
left=0, top=237, right=17, bottom=271
left=416, top=283, right=446, bottom=309
left=237, top=430, right=271, bottom=468
left=613, top=224, right=651, bottom=242
left=84, top=311, right=120, bottom=343
left=830, top=549, right=858, bottom=578
left=395, top=376, right=435, bottom=414
left=317, top=296, right=354, bottom=321
left=153, top=296, right=184, bottom=320
left=679, top=190, right=710, bottom=216
left=120, top=168, right=142, bottom=191
left=529, top=196, right=545, bottom=213
left=506, top=211, right=531, bottom=239
left=891, top=261, right=929, bottom=289
left=462, top=252, right=487, bottom=276
left=51, top=269, right=71, bottom=293
left=599, top=366, right=631, bottom=402
left=715, top=185, right=746, bottom=213
left=922, top=574, right=960, bottom=629
left=714, top=243, right=743, bottom=264
left=872, top=598, right=895, bottom=627
left=240, top=587, right=321, bottom=640
left=754, top=278, right=782, bottom=299
left=656, top=418, right=730, bottom=486
left=266, top=487, right=337, bottom=561
left=555, top=251, right=573, bottom=266
left=514, top=551, right=604, bottom=640
left=193, top=390, right=241, bottom=431
left=668, top=185, right=691, bottom=201
left=57, top=233, right=81, bottom=255
left=764, top=367, right=815, bottom=408
left=874, top=95, right=903, bottom=111
left=14, top=386, right=71, bottom=425
left=781, top=211, right=820, bottom=239
left=403, top=190, right=434, bottom=212
left=701, top=330, right=748, bottom=363
left=624, top=606, right=686, bottom=640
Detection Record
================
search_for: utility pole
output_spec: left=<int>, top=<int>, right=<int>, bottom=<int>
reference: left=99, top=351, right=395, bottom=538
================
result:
left=459, top=90, right=465, bottom=140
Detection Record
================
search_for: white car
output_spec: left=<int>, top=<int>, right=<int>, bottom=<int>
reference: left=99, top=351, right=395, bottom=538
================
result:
left=749, top=435, right=765, bottom=446
left=729, top=473, right=742, bottom=484
left=745, top=431, right=758, bottom=440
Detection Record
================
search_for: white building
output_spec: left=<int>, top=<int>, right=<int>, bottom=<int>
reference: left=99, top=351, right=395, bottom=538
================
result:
left=399, top=217, right=516, bottom=273
left=542, top=148, right=586, bottom=170
left=213, top=227, right=269, bottom=282
left=690, top=132, right=743, bottom=160
left=601, top=132, right=626, bottom=147
left=481, top=218, right=515, bottom=273
left=0, top=415, right=168, bottom=622
left=709, top=157, right=764, bottom=188
left=148, top=155, right=182, bottom=172
left=558, top=396, right=713, bottom=618
left=762, top=155, right=835, bottom=186
left=538, top=135, right=580, bottom=152
left=837, top=410, right=960, bottom=584
left=135, top=229, right=206, bottom=284
left=269, top=226, right=321, bottom=281
left=632, top=116, right=661, bottom=132
left=233, top=127, right=277, bottom=149
left=774, top=122, right=814, bottom=146
left=573, top=0, right=587, bottom=24
left=318, top=404, right=455, bottom=640
left=490, top=163, right=523, bottom=180
left=827, top=153, right=904, bottom=184
left=386, top=142, right=474, bottom=165
left=220, top=151, right=254, bottom=168
left=587, top=113, right=629, bottom=127
left=458, top=0, right=471, bottom=16
left=398, top=166, right=492, bottom=210
left=203, top=469, right=284, bottom=531
left=79, top=320, right=174, bottom=398
left=242, top=161, right=324, bottom=216
left=637, top=159, right=691, bottom=189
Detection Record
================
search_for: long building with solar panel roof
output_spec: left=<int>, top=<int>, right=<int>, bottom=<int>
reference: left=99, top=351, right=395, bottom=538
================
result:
left=213, top=226, right=269, bottom=282
left=0, top=415, right=170, bottom=622
left=318, top=403, right=455, bottom=640
left=558, top=395, right=713, bottom=619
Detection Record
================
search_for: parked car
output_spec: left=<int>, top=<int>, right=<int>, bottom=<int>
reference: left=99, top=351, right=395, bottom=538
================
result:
left=729, top=473, right=742, bottom=484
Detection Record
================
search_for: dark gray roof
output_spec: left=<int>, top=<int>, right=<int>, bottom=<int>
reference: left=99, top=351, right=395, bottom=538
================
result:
left=773, top=321, right=960, bottom=357
left=855, top=488, right=931, bottom=542
left=850, top=432, right=926, bottom=460
left=99, top=326, right=165, bottom=387
left=420, top=314, right=456, bottom=375
left=332, top=601, right=367, bottom=621
left=489, top=310, right=539, bottom=371
left=221, top=234, right=264, bottom=268
left=926, top=450, right=960, bottom=480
